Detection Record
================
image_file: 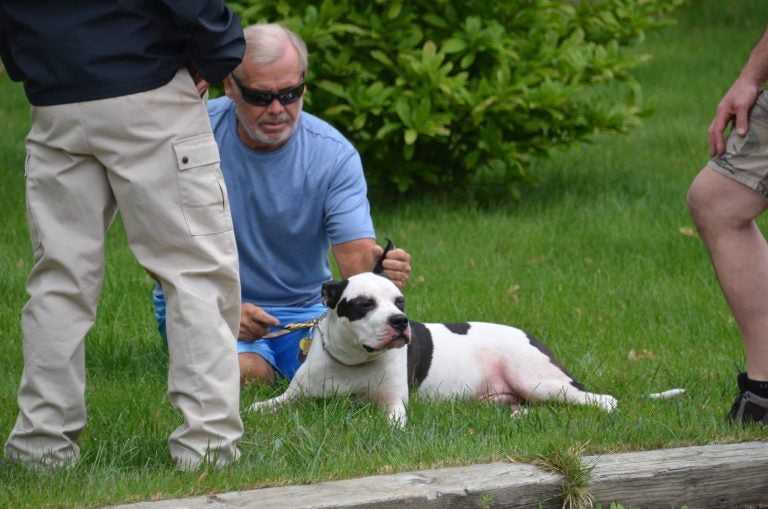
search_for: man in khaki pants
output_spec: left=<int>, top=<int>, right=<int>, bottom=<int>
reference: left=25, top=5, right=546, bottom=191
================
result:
left=1, top=1, right=246, bottom=470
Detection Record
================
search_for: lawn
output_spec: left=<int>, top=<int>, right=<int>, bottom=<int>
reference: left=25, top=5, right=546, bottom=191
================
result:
left=1, top=0, right=766, bottom=507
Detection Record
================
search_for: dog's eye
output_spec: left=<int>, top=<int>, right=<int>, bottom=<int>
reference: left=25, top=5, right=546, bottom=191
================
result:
left=395, top=296, right=405, bottom=311
left=354, top=297, right=376, bottom=310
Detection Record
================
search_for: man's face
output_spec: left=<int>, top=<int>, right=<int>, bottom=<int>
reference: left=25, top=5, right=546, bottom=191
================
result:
left=224, top=44, right=305, bottom=152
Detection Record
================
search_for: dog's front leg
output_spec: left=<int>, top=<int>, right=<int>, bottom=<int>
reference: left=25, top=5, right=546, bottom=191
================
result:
left=248, top=390, right=299, bottom=414
left=386, top=402, right=407, bottom=427
left=373, top=390, right=408, bottom=427
left=247, top=366, right=313, bottom=414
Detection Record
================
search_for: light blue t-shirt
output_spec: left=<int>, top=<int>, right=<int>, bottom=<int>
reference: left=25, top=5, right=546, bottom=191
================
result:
left=209, top=96, right=375, bottom=307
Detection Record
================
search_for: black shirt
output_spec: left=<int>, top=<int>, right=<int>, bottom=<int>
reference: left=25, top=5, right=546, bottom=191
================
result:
left=0, top=0, right=245, bottom=106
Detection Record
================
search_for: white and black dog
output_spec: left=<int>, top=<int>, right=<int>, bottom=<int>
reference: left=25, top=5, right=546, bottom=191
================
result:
left=248, top=272, right=618, bottom=425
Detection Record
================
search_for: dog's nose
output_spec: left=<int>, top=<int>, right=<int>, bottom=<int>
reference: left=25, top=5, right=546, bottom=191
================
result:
left=389, top=314, right=409, bottom=331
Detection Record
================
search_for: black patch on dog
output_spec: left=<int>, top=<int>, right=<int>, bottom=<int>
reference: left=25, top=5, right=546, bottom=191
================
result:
left=322, top=279, right=349, bottom=309
left=443, top=322, right=471, bottom=335
left=407, top=321, right=433, bottom=389
left=335, top=295, right=377, bottom=322
left=526, top=332, right=584, bottom=390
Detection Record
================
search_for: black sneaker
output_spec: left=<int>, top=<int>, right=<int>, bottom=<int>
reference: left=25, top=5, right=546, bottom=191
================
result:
left=728, top=372, right=768, bottom=425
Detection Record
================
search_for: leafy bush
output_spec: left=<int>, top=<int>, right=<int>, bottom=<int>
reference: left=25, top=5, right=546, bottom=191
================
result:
left=228, top=0, right=685, bottom=199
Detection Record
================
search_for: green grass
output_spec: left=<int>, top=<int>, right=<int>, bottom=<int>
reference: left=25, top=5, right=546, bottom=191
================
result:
left=2, top=0, right=767, bottom=507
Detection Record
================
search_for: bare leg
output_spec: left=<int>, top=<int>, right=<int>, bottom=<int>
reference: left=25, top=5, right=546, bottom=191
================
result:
left=239, top=352, right=276, bottom=387
left=688, top=167, right=768, bottom=380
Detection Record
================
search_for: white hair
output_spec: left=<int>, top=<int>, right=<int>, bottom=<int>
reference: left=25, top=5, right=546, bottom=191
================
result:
left=241, top=23, right=308, bottom=72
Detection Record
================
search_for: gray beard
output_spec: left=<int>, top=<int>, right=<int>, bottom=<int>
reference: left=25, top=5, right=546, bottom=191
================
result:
left=236, top=103, right=302, bottom=149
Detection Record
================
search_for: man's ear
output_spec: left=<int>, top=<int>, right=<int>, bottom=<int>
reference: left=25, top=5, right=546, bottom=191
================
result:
left=322, top=279, right=349, bottom=309
left=223, top=75, right=236, bottom=99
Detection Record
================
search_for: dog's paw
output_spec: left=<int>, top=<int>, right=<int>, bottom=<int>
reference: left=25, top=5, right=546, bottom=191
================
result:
left=588, top=394, right=618, bottom=412
left=386, top=406, right=407, bottom=427
left=509, top=406, right=530, bottom=419
left=247, top=400, right=274, bottom=414
left=246, top=402, right=262, bottom=414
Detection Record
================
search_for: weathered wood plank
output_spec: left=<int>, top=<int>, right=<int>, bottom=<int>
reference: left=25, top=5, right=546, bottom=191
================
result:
left=109, top=462, right=563, bottom=509
left=109, top=441, right=768, bottom=509
left=586, top=441, right=768, bottom=509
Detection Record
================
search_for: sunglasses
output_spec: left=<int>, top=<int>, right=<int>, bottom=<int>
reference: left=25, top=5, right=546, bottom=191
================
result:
left=230, top=73, right=305, bottom=107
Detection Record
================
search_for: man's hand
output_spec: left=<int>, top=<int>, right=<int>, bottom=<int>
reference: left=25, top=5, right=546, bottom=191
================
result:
left=187, top=65, right=209, bottom=97
left=371, top=244, right=411, bottom=289
left=239, top=303, right=279, bottom=341
left=708, top=79, right=762, bottom=157
left=195, top=78, right=210, bottom=97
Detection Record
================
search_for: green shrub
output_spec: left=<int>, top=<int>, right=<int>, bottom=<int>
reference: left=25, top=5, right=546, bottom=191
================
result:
left=228, top=0, right=685, bottom=199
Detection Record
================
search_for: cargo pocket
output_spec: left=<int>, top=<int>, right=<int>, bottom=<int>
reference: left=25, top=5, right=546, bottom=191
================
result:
left=172, top=134, right=233, bottom=236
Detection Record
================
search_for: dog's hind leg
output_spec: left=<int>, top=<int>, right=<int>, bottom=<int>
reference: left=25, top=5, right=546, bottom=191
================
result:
left=573, top=391, right=617, bottom=412
left=522, top=380, right=617, bottom=412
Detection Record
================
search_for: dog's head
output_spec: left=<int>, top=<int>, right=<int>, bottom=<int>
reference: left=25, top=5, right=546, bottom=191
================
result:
left=322, top=272, right=411, bottom=355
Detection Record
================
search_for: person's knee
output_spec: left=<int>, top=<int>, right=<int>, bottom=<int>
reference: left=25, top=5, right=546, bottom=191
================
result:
left=687, top=169, right=715, bottom=225
left=687, top=167, right=741, bottom=231
left=238, top=353, right=275, bottom=387
left=688, top=167, right=767, bottom=234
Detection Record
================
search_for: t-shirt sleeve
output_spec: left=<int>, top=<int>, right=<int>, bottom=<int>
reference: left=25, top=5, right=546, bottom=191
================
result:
left=324, top=149, right=376, bottom=245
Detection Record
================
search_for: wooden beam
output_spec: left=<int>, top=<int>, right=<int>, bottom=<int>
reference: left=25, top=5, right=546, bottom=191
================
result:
left=109, top=441, right=768, bottom=509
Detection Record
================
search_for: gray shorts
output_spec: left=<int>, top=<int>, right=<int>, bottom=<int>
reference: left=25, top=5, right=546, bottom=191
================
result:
left=708, top=90, right=768, bottom=199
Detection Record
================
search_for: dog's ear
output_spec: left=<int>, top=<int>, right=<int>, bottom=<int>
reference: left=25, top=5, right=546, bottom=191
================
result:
left=372, top=238, right=395, bottom=276
left=322, top=279, right=349, bottom=309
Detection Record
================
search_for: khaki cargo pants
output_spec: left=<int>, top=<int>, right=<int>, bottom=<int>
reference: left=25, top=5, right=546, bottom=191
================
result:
left=4, top=69, right=243, bottom=470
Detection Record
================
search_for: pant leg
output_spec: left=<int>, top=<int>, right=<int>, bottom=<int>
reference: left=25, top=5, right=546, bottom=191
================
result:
left=79, top=69, right=243, bottom=469
left=5, top=104, right=116, bottom=467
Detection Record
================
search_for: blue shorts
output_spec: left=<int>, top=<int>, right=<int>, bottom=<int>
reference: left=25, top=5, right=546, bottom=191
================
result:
left=236, top=305, right=327, bottom=379
left=152, top=283, right=326, bottom=380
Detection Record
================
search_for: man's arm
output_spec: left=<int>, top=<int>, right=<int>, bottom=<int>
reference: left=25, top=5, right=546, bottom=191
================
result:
left=160, top=0, right=245, bottom=84
left=709, top=24, right=768, bottom=157
left=0, top=5, right=24, bottom=81
left=333, top=238, right=412, bottom=289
